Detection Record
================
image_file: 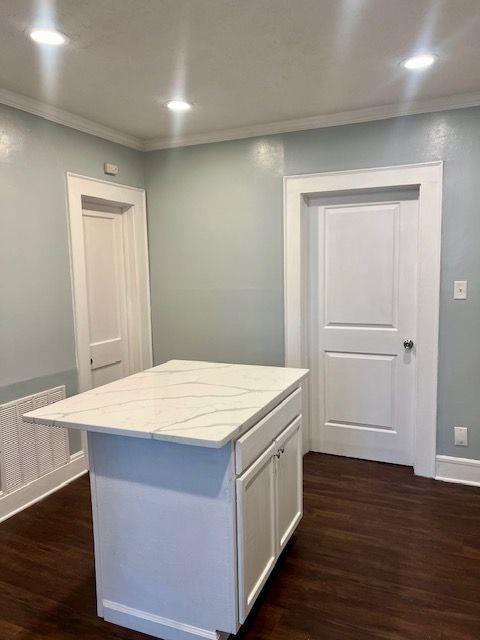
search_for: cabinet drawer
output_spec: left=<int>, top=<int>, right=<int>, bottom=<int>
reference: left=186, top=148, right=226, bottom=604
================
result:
left=235, top=387, right=301, bottom=475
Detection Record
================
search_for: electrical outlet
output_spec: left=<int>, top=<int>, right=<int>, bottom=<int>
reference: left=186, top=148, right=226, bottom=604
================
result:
left=454, top=280, right=467, bottom=299
left=454, top=426, right=469, bottom=446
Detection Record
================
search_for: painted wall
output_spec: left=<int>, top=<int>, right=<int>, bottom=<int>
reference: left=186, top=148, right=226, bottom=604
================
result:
left=144, top=106, right=480, bottom=459
left=0, top=104, right=144, bottom=452
left=2, top=102, right=479, bottom=461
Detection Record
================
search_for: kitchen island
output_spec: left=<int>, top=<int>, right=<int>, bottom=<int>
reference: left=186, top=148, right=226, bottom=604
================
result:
left=24, top=360, right=308, bottom=640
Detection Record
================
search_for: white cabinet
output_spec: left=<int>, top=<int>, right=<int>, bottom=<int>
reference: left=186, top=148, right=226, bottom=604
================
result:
left=236, top=441, right=277, bottom=623
left=276, top=416, right=303, bottom=552
left=236, top=415, right=303, bottom=623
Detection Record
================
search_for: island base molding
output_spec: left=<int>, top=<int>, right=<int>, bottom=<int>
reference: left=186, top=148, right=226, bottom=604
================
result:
left=103, top=600, right=230, bottom=640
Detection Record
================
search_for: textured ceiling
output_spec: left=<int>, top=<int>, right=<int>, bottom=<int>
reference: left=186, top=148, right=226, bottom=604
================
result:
left=1, top=0, right=480, bottom=146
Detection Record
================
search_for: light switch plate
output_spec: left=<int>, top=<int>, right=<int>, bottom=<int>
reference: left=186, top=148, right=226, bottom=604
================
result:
left=454, top=280, right=467, bottom=300
left=104, top=162, right=119, bottom=176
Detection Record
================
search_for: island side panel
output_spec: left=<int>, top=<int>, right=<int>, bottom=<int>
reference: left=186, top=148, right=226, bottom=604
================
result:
left=88, top=432, right=238, bottom=637
left=87, top=432, right=106, bottom=618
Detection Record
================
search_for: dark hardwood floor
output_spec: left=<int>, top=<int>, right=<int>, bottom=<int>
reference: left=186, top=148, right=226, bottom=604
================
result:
left=1, top=453, right=479, bottom=640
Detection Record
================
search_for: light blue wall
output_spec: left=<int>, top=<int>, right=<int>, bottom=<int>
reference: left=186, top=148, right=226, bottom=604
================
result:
left=144, top=137, right=284, bottom=368
left=144, top=106, right=480, bottom=459
left=0, top=103, right=144, bottom=452
left=2, top=102, right=479, bottom=459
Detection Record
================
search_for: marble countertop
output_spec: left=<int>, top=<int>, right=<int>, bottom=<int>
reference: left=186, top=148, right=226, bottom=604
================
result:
left=23, top=360, right=308, bottom=448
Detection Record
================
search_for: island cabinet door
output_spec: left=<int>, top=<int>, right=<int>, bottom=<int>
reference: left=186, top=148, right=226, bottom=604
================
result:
left=275, top=416, right=303, bottom=553
left=236, top=441, right=277, bottom=624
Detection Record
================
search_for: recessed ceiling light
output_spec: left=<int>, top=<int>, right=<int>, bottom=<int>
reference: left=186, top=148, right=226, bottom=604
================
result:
left=402, top=53, right=437, bottom=70
left=30, top=29, right=66, bottom=46
left=165, top=99, right=193, bottom=112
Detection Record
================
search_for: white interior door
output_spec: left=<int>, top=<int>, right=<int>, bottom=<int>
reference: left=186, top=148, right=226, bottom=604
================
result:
left=310, top=195, right=418, bottom=465
left=83, top=208, right=130, bottom=388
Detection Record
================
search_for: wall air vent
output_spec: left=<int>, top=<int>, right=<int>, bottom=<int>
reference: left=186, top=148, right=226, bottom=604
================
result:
left=0, top=386, right=69, bottom=496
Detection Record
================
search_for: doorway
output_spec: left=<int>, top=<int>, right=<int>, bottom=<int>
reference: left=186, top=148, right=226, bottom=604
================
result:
left=66, top=174, right=152, bottom=399
left=284, top=163, right=443, bottom=477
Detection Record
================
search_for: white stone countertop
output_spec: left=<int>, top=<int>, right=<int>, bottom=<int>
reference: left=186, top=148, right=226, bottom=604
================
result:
left=23, top=360, right=308, bottom=448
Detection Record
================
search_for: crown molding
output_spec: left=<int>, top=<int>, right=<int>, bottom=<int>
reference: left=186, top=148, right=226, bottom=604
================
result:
left=2, top=86, right=480, bottom=153
left=0, top=87, right=143, bottom=150
left=143, top=91, right=480, bottom=151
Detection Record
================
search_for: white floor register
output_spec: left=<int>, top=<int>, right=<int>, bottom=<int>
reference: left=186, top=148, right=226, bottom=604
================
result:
left=24, top=360, right=308, bottom=640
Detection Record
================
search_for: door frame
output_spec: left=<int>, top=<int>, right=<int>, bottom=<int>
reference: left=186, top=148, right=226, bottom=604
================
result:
left=66, top=173, right=153, bottom=396
left=283, top=162, right=443, bottom=478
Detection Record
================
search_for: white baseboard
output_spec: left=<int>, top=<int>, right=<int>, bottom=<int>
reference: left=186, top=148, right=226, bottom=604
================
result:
left=103, top=600, right=228, bottom=640
left=0, top=452, right=88, bottom=522
left=435, top=455, right=480, bottom=487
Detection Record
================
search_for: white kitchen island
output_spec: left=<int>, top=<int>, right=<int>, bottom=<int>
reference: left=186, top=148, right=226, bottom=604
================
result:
left=24, top=360, right=308, bottom=640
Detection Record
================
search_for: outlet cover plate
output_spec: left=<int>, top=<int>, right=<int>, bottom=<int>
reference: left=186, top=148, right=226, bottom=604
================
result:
left=454, top=426, right=469, bottom=446
left=454, top=280, right=467, bottom=300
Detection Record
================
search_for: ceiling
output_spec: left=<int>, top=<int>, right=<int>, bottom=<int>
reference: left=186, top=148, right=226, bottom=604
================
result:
left=1, top=0, right=480, bottom=150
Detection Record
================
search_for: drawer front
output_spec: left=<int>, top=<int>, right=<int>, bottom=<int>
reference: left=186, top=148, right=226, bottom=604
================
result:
left=235, top=388, right=301, bottom=475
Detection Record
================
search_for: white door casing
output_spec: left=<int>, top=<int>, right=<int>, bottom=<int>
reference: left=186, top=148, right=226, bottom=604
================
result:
left=284, top=163, right=443, bottom=477
left=66, top=174, right=152, bottom=453
left=311, top=198, right=418, bottom=465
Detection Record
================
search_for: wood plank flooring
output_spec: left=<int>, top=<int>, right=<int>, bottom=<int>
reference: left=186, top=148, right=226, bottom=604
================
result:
left=0, top=453, right=479, bottom=640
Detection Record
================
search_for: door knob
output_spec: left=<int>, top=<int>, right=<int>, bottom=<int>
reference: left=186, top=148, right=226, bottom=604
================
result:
left=403, top=339, right=414, bottom=350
